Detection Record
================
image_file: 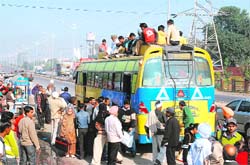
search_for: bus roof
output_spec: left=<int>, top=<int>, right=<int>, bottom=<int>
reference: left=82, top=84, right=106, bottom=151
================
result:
left=76, top=56, right=142, bottom=72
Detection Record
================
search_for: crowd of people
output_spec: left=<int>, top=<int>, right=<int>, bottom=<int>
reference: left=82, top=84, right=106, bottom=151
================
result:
left=98, top=19, right=187, bottom=59
left=145, top=101, right=249, bottom=165
left=0, top=74, right=249, bottom=165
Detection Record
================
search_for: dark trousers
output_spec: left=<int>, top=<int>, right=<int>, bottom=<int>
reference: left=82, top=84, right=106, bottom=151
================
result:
left=170, top=40, right=180, bottom=46
left=166, top=146, right=176, bottom=165
left=44, top=105, right=51, bottom=124
left=85, top=128, right=96, bottom=156
left=78, top=128, right=88, bottom=158
left=108, top=142, right=120, bottom=165
left=182, top=148, right=189, bottom=164
left=37, top=110, right=45, bottom=129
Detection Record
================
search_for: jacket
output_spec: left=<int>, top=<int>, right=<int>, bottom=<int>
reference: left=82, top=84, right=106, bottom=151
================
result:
left=18, top=116, right=40, bottom=149
left=162, top=116, right=180, bottom=147
left=48, top=96, right=67, bottom=119
left=4, top=130, right=19, bottom=158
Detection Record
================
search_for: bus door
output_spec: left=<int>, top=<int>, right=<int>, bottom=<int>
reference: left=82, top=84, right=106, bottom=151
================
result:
left=163, top=46, right=195, bottom=106
left=123, top=73, right=131, bottom=100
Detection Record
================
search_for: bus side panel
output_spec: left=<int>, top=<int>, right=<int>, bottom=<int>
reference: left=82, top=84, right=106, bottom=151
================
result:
left=75, top=84, right=84, bottom=103
left=85, top=87, right=101, bottom=99
left=101, top=89, right=126, bottom=107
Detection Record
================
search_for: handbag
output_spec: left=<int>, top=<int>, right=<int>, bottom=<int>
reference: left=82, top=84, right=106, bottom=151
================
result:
left=121, top=131, right=133, bottom=148
left=176, top=149, right=183, bottom=162
left=55, top=136, right=69, bottom=153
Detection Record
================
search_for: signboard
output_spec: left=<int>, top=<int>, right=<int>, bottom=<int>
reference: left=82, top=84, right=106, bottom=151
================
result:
left=14, top=76, right=29, bottom=86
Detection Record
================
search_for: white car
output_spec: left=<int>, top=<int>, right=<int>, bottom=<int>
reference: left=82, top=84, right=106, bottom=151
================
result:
left=216, top=99, right=250, bottom=137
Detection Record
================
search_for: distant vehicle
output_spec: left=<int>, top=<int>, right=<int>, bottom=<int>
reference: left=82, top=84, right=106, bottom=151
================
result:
left=216, top=99, right=250, bottom=136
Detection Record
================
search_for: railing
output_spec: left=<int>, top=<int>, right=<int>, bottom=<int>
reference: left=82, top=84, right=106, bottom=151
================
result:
left=215, top=79, right=250, bottom=93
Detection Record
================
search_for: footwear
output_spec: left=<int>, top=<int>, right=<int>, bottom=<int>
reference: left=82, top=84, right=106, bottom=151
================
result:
left=131, top=152, right=136, bottom=157
left=65, top=154, right=70, bottom=158
left=116, top=160, right=122, bottom=164
left=71, top=155, right=76, bottom=158
left=154, top=159, right=161, bottom=165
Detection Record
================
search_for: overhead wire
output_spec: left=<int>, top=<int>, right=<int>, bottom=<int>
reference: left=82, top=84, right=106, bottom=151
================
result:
left=0, top=3, right=167, bottom=15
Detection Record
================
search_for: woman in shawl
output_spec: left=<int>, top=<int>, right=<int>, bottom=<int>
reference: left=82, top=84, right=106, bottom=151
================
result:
left=60, top=104, right=76, bottom=158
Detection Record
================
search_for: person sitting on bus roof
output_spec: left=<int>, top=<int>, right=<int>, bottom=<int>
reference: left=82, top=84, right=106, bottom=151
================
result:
left=124, top=33, right=137, bottom=55
left=115, top=36, right=126, bottom=54
left=110, top=35, right=119, bottom=55
left=179, top=31, right=188, bottom=45
left=166, top=19, right=180, bottom=46
left=99, top=39, right=109, bottom=59
left=157, top=25, right=167, bottom=46
left=134, top=23, right=158, bottom=55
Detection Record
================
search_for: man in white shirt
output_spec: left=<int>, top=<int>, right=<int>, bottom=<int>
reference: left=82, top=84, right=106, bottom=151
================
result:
left=166, top=19, right=180, bottom=46
left=105, top=106, right=123, bottom=165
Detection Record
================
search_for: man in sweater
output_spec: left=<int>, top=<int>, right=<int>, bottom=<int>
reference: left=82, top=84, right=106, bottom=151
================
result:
left=105, top=106, right=123, bottom=165
left=18, top=106, right=40, bottom=165
left=179, top=101, right=194, bottom=129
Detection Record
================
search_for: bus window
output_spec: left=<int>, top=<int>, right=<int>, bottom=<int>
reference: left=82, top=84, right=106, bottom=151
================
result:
left=76, top=72, right=83, bottom=85
left=123, top=74, right=131, bottom=95
left=195, top=57, right=212, bottom=86
left=107, top=73, right=113, bottom=89
left=114, top=73, right=122, bottom=91
left=98, top=73, right=103, bottom=88
left=131, top=74, right=137, bottom=94
left=143, top=58, right=163, bottom=86
left=165, top=61, right=192, bottom=79
left=103, top=73, right=109, bottom=88
left=87, top=72, right=92, bottom=86
left=90, top=72, right=95, bottom=87
left=83, top=73, right=87, bottom=86
left=94, top=73, right=99, bottom=88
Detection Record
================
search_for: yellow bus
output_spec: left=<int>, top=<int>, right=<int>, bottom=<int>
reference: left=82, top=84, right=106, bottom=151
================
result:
left=74, top=44, right=215, bottom=144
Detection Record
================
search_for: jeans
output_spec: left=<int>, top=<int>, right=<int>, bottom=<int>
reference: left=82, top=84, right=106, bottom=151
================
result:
left=6, top=158, right=17, bottom=165
left=51, top=118, right=60, bottom=145
left=20, top=145, right=36, bottom=165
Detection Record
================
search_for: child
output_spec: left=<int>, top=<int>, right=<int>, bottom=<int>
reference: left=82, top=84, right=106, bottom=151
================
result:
left=182, top=123, right=199, bottom=164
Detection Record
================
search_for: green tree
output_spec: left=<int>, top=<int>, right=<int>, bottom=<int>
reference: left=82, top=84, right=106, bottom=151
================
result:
left=213, top=6, right=250, bottom=66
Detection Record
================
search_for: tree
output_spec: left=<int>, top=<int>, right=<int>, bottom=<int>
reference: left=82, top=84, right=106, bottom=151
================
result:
left=211, top=6, right=250, bottom=66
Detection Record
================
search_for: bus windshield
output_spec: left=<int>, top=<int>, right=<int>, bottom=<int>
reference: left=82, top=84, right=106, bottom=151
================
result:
left=142, top=58, right=163, bottom=86
left=194, top=57, right=212, bottom=86
left=165, top=61, right=193, bottom=79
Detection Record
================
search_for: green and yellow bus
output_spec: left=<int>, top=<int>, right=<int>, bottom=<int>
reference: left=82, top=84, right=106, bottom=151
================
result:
left=74, top=45, right=215, bottom=144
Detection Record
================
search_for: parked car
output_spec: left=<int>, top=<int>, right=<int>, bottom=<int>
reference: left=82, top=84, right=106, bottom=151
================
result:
left=216, top=99, right=250, bottom=137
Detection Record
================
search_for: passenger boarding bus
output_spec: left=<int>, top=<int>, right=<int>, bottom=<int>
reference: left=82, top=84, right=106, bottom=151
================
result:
left=74, top=45, right=215, bottom=144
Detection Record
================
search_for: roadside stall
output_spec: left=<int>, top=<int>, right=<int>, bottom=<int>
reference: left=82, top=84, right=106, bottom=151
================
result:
left=13, top=76, right=30, bottom=114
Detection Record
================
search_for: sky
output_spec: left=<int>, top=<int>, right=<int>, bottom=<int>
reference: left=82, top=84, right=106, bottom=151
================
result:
left=0, top=0, right=249, bottom=62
